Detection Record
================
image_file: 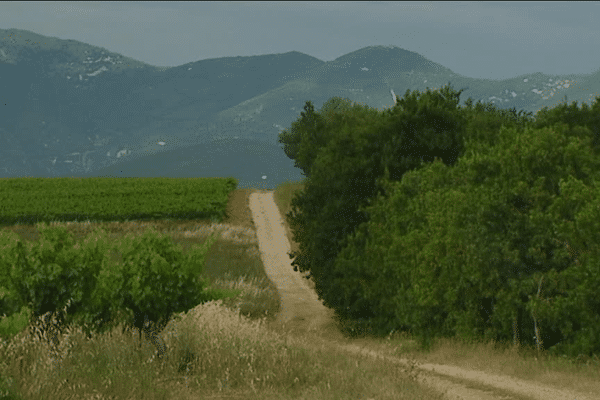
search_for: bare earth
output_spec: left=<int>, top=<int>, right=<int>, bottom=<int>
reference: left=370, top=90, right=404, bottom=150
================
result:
left=248, top=191, right=598, bottom=400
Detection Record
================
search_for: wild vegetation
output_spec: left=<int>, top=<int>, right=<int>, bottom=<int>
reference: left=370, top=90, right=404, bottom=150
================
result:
left=0, top=182, right=450, bottom=400
left=278, top=83, right=600, bottom=359
left=1, top=181, right=599, bottom=399
left=1, top=83, right=599, bottom=399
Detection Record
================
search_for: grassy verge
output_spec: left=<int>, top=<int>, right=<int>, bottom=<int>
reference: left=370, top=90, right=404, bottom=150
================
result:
left=0, top=180, right=598, bottom=399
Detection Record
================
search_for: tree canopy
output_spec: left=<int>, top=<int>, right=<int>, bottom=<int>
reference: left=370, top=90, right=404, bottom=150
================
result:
left=280, top=83, right=600, bottom=357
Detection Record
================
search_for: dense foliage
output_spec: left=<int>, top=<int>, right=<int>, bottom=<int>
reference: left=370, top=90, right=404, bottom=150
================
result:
left=280, top=83, right=600, bottom=357
left=0, top=222, right=240, bottom=346
left=277, top=96, right=362, bottom=179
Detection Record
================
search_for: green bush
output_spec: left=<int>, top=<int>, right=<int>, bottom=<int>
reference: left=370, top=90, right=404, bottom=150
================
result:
left=0, top=222, right=241, bottom=346
left=0, top=305, right=31, bottom=343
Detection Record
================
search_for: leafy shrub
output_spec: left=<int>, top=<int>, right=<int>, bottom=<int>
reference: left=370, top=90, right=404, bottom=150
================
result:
left=0, top=222, right=240, bottom=345
left=0, top=223, right=112, bottom=339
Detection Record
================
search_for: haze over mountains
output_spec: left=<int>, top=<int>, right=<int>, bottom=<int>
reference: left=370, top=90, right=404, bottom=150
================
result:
left=1, top=28, right=599, bottom=189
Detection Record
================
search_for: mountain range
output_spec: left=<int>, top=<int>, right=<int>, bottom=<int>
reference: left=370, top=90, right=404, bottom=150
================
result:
left=1, top=28, right=599, bottom=189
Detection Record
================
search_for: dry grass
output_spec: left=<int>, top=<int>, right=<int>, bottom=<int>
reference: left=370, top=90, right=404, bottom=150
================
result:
left=0, top=183, right=442, bottom=399
left=0, top=181, right=598, bottom=399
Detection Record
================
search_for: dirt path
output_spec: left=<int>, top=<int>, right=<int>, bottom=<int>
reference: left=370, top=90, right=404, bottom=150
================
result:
left=249, top=191, right=598, bottom=400
left=248, top=190, right=345, bottom=339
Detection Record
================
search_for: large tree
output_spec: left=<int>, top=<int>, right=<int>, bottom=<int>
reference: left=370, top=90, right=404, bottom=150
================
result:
left=277, top=96, right=372, bottom=179
left=316, top=96, right=357, bottom=126
left=286, top=83, right=600, bottom=357
left=285, top=83, right=537, bottom=339
left=277, top=100, right=329, bottom=178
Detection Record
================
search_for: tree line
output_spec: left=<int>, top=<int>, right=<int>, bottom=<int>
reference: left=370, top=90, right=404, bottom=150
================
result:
left=277, top=83, right=600, bottom=358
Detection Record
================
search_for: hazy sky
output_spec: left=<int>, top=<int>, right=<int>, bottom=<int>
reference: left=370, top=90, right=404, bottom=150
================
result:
left=1, top=1, right=599, bottom=81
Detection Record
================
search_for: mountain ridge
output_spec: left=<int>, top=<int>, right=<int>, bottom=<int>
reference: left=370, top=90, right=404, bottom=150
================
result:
left=1, top=28, right=598, bottom=189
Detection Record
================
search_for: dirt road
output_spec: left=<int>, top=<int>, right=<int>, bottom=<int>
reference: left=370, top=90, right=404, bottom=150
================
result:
left=248, top=190, right=345, bottom=339
left=249, top=191, right=598, bottom=400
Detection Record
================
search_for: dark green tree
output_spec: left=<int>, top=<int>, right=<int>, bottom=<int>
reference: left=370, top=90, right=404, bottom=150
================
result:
left=285, top=99, right=391, bottom=281
left=335, top=117, right=600, bottom=356
left=278, top=96, right=375, bottom=179
left=277, top=100, right=330, bottom=178
left=317, top=96, right=357, bottom=126
left=285, top=84, right=474, bottom=336
left=284, top=83, right=600, bottom=349
left=316, top=88, right=600, bottom=355
left=527, top=94, right=600, bottom=150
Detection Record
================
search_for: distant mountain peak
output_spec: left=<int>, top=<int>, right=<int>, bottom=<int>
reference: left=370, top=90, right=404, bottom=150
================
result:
left=331, top=45, right=446, bottom=74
